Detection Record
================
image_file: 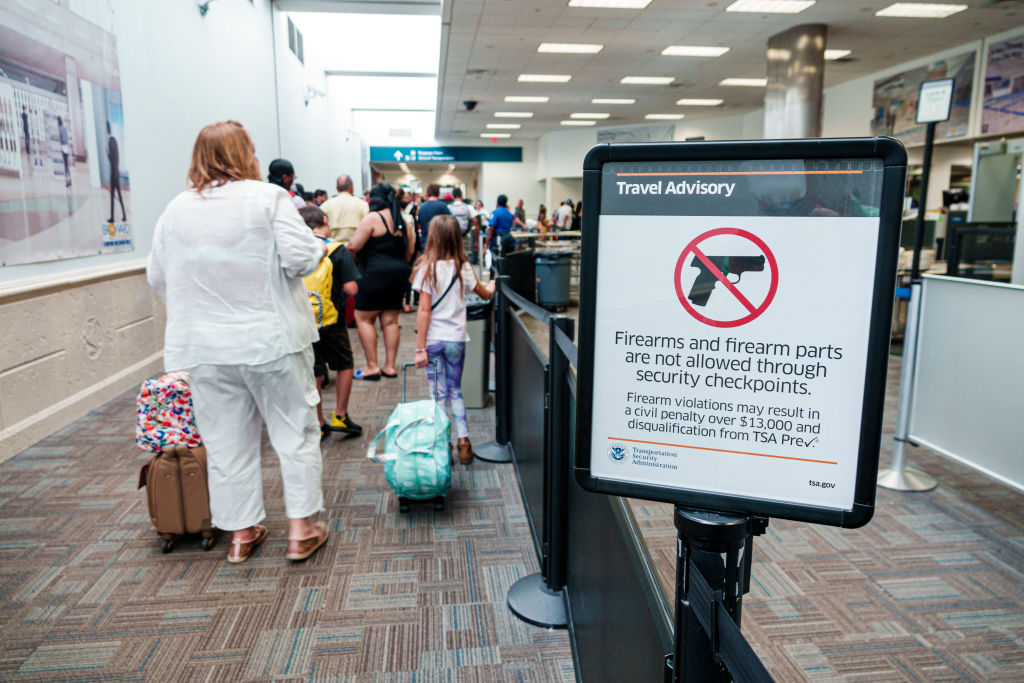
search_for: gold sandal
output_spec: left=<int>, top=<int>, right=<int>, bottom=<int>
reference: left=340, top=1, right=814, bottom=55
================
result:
left=227, top=524, right=267, bottom=563
left=286, top=521, right=329, bottom=561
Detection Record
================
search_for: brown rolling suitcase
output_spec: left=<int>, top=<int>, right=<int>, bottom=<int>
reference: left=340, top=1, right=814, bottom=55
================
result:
left=138, top=444, right=217, bottom=553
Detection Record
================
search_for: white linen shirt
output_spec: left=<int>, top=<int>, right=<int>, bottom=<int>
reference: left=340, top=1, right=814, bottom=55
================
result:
left=147, top=180, right=323, bottom=370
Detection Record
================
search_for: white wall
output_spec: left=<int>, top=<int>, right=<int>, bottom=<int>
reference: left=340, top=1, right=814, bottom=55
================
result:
left=673, top=110, right=763, bottom=141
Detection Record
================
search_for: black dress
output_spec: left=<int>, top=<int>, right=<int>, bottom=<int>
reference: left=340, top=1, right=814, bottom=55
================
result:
left=355, top=211, right=411, bottom=311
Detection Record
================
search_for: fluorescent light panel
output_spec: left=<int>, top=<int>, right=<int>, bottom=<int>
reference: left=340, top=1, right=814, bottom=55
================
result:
left=720, top=77, right=768, bottom=86
left=570, top=112, right=610, bottom=119
left=726, top=0, right=815, bottom=12
left=662, top=45, right=730, bottom=57
left=592, top=98, right=636, bottom=104
left=494, top=112, right=534, bottom=118
left=824, top=49, right=851, bottom=60
left=538, top=42, right=603, bottom=54
left=676, top=98, right=723, bottom=106
left=875, top=3, right=967, bottom=18
left=481, top=133, right=511, bottom=138
left=561, top=120, right=596, bottom=126
left=621, top=76, right=674, bottom=85
left=486, top=123, right=521, bottom=129
left=646, top=114, right=684, bottom=120
left=505, top=96, right=549, bottom=103
left=568, top=0, right=652, bottom=7
left=518, top=74, right=571, bottom=82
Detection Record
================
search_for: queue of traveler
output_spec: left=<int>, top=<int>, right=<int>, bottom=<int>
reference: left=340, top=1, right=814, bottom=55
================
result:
left=146, top=120, right=516, bottom=565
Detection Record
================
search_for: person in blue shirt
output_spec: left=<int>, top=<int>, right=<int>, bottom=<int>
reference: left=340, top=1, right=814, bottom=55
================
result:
left=486, top=194, right=526, bottom=258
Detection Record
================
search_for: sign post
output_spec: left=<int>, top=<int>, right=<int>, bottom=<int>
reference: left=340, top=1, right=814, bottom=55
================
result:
left=576, top=138, right=906, bottom=680
left=877, top=78, right=952, bottom=492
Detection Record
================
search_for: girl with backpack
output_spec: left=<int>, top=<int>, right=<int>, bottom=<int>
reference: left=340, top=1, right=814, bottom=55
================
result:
left=412, top=215, right=495, bottom=464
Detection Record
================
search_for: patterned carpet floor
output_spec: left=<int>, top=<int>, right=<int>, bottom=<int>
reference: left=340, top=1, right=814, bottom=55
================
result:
left=0, top=314, right=574, bottom=682
left=631, top=355, right=1024, bottom=681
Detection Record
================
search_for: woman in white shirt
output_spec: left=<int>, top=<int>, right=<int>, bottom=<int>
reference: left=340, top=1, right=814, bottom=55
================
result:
left=147, top=120, right=330, bottom=564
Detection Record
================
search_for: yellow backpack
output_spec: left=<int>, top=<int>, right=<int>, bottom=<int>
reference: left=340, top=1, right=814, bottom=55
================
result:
left=303, top=241, right=344, bottom=327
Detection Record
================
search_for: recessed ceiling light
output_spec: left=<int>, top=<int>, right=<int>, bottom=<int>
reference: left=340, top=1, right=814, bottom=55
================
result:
left=621, top=76, right=674, bottom=85
left=494, top=112, right=534, bottom=118
left=646, top=114, right=685, bottom=120
left=568, top=0, right=652, bottom=7
left=661, top=45, right=730, bottom=57
left=538, top=43, right=604, bottom=54
left=592, top=98, right=636, bottom=104
left=561, top=120, right=596, bottom=126
left=518, top=74, right=572, bottom=83
left=505, top=96, right=549, bottom=103
left=720, top=78, right=768, bottom=87
left=571, top=113, right=610, bottom=119
left=824, top=49, right=851, bottom=60
left=487, top=123, right=521, bottom=129
left=875, top=3, right=967, bottom=18
left=676, top=98, right=724, bottom=106
left=726, top=0, right=815, bottom=13
left=481, top=133, right=511, bottom=138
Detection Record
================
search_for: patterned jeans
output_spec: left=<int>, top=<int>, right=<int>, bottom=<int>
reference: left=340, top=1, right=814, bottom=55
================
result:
left=426, top=341, right=468, bottom=439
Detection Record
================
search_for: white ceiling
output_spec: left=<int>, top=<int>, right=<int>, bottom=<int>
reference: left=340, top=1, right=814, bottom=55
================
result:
left=435, top=0, right=1024, bottom=139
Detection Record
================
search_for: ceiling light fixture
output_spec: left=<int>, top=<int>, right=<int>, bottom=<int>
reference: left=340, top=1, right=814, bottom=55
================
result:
left=661, top=45, right=730, bottom=57
left=568, top=0, right=652, bottom=8
left=570, top=112, right=610, bottom=119
left=518, top=74, right=572, bottom=83
left=676, top=98, right=724, bottom=106
left=621, top=76, right=674, bottom=85
left=505, top=96, right=549, bottom=103
left=646, top=114, right=684, bottom=120
left=561, top=120, right=596, bottom=126
left=481, top=133, right=511, bottom=138
left=824, top=49, right=851, bottom=60
left=538, top=43, right=604, bottom=54
left=494, top=112, right=534, bottom=118
left=592, top=98, right=636, bottom=104
left=720, top=78, right=768, bottom=86
left=726, top=0, right=815, bottom=13
left=486, top=123, right=521, bottom=129
left=875, top=3, right=967, bottom=18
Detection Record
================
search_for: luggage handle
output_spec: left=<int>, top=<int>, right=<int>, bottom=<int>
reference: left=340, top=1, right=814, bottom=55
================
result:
left=402, top=359, right=444, bottom=403
left=366, top=415, right=437, bottom=463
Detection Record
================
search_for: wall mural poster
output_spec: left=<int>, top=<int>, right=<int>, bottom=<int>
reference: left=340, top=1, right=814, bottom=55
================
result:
left=870, top=51, right=975, bottom=147
left=597, top=124, right=675, bottom=144
left=0, top=1, right=133, bottom=268
left=981, top=34, right=1024, bottom=136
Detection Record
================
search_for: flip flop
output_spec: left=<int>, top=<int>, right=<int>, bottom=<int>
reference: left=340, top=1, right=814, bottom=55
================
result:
left=354, top=368, right=381, bottom=381
left=287, top=521, right=329, bottom=561
left=227, top=524, right=267, bottom=563
left=381, top=370, right=398, bottom=379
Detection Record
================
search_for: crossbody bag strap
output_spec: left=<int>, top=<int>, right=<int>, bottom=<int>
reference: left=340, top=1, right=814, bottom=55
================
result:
left=431, top=272, right=459, bottom=310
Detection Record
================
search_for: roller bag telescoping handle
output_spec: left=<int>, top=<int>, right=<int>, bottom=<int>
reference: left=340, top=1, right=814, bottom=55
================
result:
left=402, top=359, right=444, bottom=403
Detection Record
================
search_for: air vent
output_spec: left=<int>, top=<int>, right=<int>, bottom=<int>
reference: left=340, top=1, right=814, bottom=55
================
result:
left=466, top=68, right=494, bottom=76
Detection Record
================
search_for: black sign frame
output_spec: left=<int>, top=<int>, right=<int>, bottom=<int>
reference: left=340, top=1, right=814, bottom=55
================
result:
left=574, top=137, right=907, bottom=528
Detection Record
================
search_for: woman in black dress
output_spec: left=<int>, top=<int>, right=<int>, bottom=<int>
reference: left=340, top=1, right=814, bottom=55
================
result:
left=347, top=183, right=415, bottom=379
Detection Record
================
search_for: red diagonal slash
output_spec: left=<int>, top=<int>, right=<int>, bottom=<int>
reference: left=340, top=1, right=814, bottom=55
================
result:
left=689, top=245, right=757, bottom=314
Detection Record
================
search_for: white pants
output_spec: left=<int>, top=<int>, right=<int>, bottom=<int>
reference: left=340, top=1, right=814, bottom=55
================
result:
left=187, top=348, right=323, bottom=531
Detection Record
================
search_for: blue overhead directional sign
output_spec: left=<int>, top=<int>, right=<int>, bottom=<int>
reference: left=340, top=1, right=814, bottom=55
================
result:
left=370, top=146, right=523, bottom=163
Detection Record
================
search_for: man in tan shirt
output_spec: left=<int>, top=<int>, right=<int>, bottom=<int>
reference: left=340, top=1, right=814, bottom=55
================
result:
left=321, top=174, right=367, bottom=244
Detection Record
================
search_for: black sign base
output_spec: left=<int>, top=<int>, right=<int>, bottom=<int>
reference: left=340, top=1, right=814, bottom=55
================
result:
left=507, top=573, right=568, bottom=629
left=474, top=441, right=513, bottom=463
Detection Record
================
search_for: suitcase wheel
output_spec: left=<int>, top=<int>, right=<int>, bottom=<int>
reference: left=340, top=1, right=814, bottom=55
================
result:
left=161, top=539, right=174, bottom=554
left=398, top=497, right=411, bottom=513
left=201, top=537, right=215, bottom=551
left=433, top=496, right=445, bottom=512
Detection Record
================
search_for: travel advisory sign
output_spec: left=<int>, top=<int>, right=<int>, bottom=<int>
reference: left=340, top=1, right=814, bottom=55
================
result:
left=576, top=140, right=906, bottom=527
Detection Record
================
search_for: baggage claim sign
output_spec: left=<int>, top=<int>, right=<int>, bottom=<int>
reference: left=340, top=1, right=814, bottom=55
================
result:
left=575, top=140, right=907, bottom=527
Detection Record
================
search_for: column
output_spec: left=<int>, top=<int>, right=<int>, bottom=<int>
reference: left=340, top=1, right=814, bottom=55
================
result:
left=764, top=24, right=827, bottom=139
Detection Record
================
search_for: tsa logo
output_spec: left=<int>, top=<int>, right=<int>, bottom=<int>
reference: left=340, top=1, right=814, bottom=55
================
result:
left=607, top=443, right=628, bottom=464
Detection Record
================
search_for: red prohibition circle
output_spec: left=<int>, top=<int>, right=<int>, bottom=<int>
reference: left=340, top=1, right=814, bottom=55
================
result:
left=674, top=227, right=779, bottom=328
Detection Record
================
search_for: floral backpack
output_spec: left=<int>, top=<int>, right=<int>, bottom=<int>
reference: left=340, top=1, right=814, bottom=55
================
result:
left=135, top=372, right=202, bottom=453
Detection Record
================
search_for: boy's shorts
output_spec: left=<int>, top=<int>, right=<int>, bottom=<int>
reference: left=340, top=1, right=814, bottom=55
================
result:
left=313, top=323, right=353, bottom=376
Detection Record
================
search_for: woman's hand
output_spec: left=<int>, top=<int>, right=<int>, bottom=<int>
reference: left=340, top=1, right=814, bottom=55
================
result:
left=415, top=349, right=428, bottom=369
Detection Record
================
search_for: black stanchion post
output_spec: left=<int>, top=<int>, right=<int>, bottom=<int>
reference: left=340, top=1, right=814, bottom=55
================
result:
left=671, top=508, right=768, bottom=682
left=507, top=315, right=572, bottom=629
left=476, top=271, right=513, bottom=463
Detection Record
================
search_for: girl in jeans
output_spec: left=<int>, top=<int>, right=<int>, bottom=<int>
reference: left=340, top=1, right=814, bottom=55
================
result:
left=412, top=216, right=495, bottom=464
